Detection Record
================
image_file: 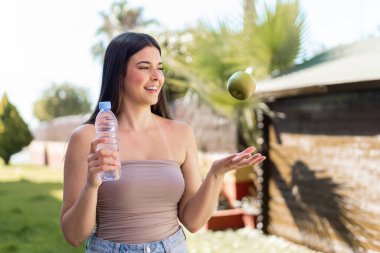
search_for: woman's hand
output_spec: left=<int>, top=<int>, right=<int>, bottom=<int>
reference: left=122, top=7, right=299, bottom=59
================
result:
left=210, top=146, right=265, bottom=177
left=86, top=138, right=121, bottom=188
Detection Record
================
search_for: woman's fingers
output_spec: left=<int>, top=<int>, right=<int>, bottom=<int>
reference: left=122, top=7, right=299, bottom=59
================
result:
left=250, top=154, right=266, bottom=164
left=88, top=157, right=120, bottom=168
left=89, top=164, right=120, bottom=174
left=88, top=149, right=118, bottom=163
left=90, top=138, right=106, bottom=153
left=87, top=139, right=120, bottom=187
left=88, top=143, right=120, bottom=176
left=240, top=146, right=256, bottom=154
left=230, top=146, right=257, bottom=163
left=212, top=147, right=266, bottom=175
left=241, top=153, right=266, bottom=166
left=231, top=151, right=266, bottom=169
left=231, top=152, right=252, bottom=163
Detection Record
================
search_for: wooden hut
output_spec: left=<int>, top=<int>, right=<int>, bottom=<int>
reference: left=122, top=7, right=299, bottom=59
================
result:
left=256, top=38, right=380, bottom=253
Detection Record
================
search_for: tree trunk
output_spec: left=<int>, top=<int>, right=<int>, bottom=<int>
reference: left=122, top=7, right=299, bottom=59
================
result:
left=4, top=155, right=10, bottom=165
left=243, top=0, right=256, bottom=31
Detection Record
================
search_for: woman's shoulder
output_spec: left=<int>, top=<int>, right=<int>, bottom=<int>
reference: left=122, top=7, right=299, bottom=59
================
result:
left=68, top=123, right=96, bottom=143
left=156, top=116, right=193, bottom=135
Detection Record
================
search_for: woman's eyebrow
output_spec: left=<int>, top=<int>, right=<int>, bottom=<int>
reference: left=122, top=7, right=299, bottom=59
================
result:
left=137, top=61, right=163, bottom=65
left=137, top=61, right=162, bottom=65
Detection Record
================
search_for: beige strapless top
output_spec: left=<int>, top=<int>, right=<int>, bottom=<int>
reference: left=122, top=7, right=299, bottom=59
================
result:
left=95, top=160, right=185, bottom=243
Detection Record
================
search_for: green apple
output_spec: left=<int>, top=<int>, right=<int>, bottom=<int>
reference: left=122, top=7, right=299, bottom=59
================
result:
left=227, top=71, right=256, bottom=100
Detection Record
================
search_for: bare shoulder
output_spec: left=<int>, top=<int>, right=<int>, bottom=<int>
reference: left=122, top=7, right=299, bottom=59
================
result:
left=156, top=116, right=194, bottom=139
left=67, top=124, right=96, bottom=149
left=64, top=124, right=95, bottom=174
left=70, top=124, right=95, bottom=140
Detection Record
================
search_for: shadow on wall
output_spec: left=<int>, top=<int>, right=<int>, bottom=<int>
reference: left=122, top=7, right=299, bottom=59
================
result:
left=271, top=155, right=373, bottom=253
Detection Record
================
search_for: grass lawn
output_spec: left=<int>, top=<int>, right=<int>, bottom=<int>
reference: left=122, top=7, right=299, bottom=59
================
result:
left=0, top=164, right=84, bottom=253
left=0, top=163, right=319, bottom=253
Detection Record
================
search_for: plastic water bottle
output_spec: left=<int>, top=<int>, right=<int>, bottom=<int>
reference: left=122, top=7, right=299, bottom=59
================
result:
left=95, top=101, right=120, bottom=181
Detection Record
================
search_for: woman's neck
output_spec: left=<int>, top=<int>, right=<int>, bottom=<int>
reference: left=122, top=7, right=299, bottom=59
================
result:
left=118, top=103, right=155, bottom=132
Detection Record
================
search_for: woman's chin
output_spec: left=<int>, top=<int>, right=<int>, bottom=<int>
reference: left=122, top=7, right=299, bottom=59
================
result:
left=148, top=98, right=159, bottom=106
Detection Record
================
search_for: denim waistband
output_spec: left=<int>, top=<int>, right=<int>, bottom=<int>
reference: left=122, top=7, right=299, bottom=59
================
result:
left=86, top=226, right=187, bottom=253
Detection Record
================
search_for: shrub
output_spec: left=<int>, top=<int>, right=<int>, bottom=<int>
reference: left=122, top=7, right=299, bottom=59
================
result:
left=0, top=93, right=33, bottom=165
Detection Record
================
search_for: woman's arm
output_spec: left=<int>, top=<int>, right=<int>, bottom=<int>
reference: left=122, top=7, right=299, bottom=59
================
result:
left=60, top=125, right=120, bottom=247
left=178, top=125, right=265, bottom=232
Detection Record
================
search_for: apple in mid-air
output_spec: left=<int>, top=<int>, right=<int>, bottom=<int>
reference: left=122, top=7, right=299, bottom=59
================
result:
left=227, top=71, right=256, bottom=100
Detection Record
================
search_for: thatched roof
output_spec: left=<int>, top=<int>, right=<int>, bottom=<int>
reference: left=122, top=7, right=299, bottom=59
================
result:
left=256, top=37, right=380, bottom=100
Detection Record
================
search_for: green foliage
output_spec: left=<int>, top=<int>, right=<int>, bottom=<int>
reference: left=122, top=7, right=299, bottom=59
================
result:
left=241, top=0, right=306, bottom=76
left=0, top=94, right=33, bottom=165
left=159, top=0, right=305, bottom=149
left=33, top=82, right=91, bottom=121
left=91, top=0, right=158, bottom=62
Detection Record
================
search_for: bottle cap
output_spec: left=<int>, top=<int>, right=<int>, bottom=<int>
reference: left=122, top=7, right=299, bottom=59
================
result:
left=99, top=101, right=111, bottom=110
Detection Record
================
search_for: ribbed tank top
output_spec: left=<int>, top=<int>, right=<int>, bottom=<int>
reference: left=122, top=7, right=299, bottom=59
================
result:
left=95, top=160, right=185, bottom=243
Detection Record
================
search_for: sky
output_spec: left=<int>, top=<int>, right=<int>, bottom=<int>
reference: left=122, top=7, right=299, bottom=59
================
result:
left=0, top=0, right=379, bottom=128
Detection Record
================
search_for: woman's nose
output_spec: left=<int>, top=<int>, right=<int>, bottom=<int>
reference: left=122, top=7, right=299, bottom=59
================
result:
left=150, top=69, right=162, bottom=81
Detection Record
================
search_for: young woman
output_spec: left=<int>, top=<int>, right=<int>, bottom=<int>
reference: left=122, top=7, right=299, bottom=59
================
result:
left=60, top=32, right=266, bottom=253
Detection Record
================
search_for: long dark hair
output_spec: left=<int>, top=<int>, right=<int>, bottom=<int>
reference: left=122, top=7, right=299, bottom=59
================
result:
left=85, top=32, right=172, bottom=124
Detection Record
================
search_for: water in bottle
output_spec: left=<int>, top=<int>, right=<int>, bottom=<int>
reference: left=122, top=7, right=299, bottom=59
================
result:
left=95, top=101, right=121, bottom=181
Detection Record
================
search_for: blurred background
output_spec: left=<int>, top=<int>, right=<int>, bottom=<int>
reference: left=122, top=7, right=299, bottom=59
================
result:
left=0, top=0, right=379, bottom=252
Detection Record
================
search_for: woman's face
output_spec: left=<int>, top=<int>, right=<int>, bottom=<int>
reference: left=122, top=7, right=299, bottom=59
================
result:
left=123, top=46, right=164, bottom=106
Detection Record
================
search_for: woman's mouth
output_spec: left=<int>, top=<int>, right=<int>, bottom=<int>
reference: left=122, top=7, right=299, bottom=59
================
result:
left=144, top=86, right=158, bottom=93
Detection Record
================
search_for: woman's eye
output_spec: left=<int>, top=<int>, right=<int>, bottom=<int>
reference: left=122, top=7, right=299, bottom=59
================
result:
left=138, top=66, right=163, bottom=71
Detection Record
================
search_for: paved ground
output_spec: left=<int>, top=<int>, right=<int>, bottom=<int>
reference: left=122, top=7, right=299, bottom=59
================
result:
left=185, top=228, right=322, bottom=253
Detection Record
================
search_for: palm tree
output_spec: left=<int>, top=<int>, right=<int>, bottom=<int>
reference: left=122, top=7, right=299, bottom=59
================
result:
left=91, top=0, right=157, bottom=62
left=163, top=0, right=305, bottom=150
left=239, top=0, right=305, bottom=77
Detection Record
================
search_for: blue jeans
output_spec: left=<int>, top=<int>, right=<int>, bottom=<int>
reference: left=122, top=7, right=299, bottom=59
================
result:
left=86, top=226, right=187, bottom=253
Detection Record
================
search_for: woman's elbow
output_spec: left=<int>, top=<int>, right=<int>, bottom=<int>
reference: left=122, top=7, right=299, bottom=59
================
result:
left=178, top=207, right=205, bottom=232
left=67, top=239, right=83, bottom=248
left=61, top=224, right=86, bottom=247
left=62, top=232, right=84, bottom=247
left=180, top=218, right=204, bottom=233
left=185, top=224, right=202, bottom=233
left=62, top=228, right=85, bottom=247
